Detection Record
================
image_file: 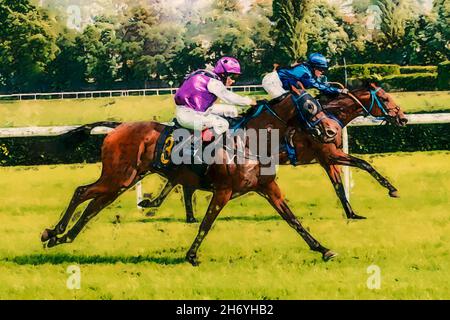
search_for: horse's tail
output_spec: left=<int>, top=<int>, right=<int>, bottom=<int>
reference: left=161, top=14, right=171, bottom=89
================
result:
left=57, top=121, right=122, bottom=146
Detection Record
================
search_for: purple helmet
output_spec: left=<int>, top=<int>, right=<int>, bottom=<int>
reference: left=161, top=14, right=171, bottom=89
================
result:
left=213, top=57, right=241, bottom=76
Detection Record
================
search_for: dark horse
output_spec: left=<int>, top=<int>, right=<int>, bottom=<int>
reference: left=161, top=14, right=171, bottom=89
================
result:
left=139, top=83, right=408, bottom=222
left=41, top=89, right=342, bottom=265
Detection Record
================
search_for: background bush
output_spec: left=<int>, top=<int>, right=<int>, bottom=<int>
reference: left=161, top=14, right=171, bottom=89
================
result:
left=381, top=73, right=438, bottom=91
left=437, top=61, right=450, bottom=90
left=1, top=123, right=449, bottom=166
left=328, top=64, right=401, bottom=83
left=400, top=66, right=437, bottom=74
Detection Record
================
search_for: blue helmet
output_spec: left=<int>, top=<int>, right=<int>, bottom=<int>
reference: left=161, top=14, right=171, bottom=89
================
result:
left=307, top=53, right=328, bottom=70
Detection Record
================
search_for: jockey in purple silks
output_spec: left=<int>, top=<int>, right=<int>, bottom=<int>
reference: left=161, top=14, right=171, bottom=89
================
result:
left=174, top=57, right=256, bottom=136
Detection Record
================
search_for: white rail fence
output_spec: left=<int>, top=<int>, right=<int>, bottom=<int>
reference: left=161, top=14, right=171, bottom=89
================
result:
left=1, top=113, right=449, bottom=207
left=0, top=85, right=264, bottom=101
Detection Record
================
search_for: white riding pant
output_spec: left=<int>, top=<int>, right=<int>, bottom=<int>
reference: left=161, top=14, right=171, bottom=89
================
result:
left=175, top=104, right=239, bottom=135
left=262, top=71, right=288, bottom=99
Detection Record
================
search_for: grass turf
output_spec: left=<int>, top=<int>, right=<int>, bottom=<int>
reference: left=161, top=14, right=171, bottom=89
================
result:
left=0, top=91, right=448, bottom=128
left=0, top=151, right=448, bottom=299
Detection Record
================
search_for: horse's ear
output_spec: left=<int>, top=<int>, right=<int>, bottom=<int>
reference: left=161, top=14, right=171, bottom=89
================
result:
left=369, top=82, right=378, bottom=90
left=291, top=85, right=301, bottom=95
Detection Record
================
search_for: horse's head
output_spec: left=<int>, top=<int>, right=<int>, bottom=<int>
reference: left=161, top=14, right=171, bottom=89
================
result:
left=355, top=83, right=408, bottom=127
left=290, top=90, right=339, bottom=143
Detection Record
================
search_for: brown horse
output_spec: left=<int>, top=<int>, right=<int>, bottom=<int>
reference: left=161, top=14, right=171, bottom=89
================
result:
left=138, top=83, right=408, bottom=222
left=41, top=89, right=341, bottom=265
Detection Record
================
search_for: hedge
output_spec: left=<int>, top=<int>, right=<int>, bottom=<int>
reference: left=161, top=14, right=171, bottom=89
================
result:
left=0, top=135, right=104, bottom=166
left=437, top=61, right=450, bottom=90
left=348, top=123, right=450, bottom=154
left=381, top=73, right=437, bottom=91
left=1, top=123, right=449, bottom=166
left=328, top=64, right=400, bottom=83
left=400, top=66, right=437, bottom=74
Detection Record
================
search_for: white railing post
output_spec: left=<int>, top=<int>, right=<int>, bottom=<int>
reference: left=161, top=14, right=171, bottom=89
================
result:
left=136, top=181, right=144, bottom=210
left=0, top=85, right=265, bottom=101
left=342, top=126, right=351, bottom=200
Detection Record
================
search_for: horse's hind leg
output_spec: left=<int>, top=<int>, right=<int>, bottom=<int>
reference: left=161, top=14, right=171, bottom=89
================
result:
left=182, top=186, right=197, bottom=223
left=45, top=190, right=121, bottom=248
left=324, top=164, right=366, bottom=220
left=139, top=180, right=175, bottom=210
left=260, top=181, right=337, bottom=261
left=41, top=183, right=101, bottom=242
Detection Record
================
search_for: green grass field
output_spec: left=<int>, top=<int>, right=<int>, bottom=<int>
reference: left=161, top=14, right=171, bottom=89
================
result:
left=0, top=151, right=448, bottom=299
left=0, top=91, right=448, bottom=128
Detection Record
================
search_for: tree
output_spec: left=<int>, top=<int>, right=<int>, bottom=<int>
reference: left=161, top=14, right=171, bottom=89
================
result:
left=305, top=0, right=350, bottom=62
left=212, top=0, right=243, bottom=13
left=47, top=32, right=88, bottom=90
left=271, top=0, right=310, bottom=65
left=170, top=0, right=272, bottom=83
left=375, top=0, right=420, bottom=63
left=117, top=5, right=184, bottom=87
left=402, top=0, right=449, bottom=65
left=0, top=0, right=58, bottom=92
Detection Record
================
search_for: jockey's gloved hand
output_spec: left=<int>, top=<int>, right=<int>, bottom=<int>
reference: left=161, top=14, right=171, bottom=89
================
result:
left=339, top=88, right=349, bottom=94
left=255, top=99, right=269, bottom=106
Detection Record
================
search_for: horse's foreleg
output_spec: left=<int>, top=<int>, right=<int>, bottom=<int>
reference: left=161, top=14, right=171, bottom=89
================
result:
left=260, top=181, right=337, bottom=261
left=182, top=186, right=197, bottom=223
left=331, top=153, right=399, bottom=198
left=45, top=191, right=121, bottom=248
left=324, top=164, right=366, bottom=220
left=186, top=189, right=232, bottom=266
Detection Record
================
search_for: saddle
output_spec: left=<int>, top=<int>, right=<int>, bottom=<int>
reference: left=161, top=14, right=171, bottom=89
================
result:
left=152, top=118, right=236, bottom=171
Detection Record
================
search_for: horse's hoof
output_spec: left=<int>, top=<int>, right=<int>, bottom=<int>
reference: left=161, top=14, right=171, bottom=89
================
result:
left=138, top=199, right=151, bottom=208
left=389, top=190, right=400, bottom=198
left=350, top=214, right=366, bottom=220
left=145, top=210, right=156, bottom=217
left=186, top=217, right=198, bottom=224
left=46, top=236, right=58, bottom=248
left=186, top=254, right=200, bottom=266
left=322, top=250, right=338, bottom=261
left=41, top=229, right=54, bottom=242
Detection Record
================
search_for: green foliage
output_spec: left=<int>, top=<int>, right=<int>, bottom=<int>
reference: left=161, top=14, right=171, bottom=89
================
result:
left=305, top=0, right=349, bottom=59
left=271, top=0, right=309, bottom=64
left=116, top=6, right=184, bottom=86
left=400, top=66, right=437, bottom=74
left=375, top=0, right=422, bottom=64
left=437, top=61, right=450, bottom=90
left=328, top=63, right=441, bottom=91
left=403, top=14, right=449, bottom=65
left=170, top=0, right=272, bottom=84
left=0, top=0, right=448, bottom=92
left=328, top=64, right=400, bottom=82
left=381, top=73, right=437, bottom=91
left=349, top=124, right=449, bottom=153
left=0, top=0, right=58, bottom=92
left=46, top=34, right=87, bottom=91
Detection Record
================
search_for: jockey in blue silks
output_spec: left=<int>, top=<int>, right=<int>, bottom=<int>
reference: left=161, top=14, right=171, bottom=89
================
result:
left=262, top=53, right=349, bottom=99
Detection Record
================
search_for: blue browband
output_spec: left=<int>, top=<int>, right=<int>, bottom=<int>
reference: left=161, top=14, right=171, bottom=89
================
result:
left=361, top=87, right=389, bottom=117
